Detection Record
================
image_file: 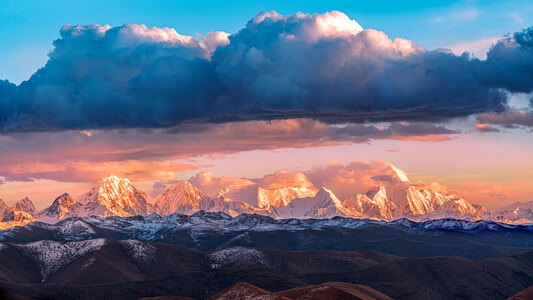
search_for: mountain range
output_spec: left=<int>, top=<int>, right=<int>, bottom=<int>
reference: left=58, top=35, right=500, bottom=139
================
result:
left=1, top=162, right=531, bottom=229
left=1, top=160, right=533, bottom=299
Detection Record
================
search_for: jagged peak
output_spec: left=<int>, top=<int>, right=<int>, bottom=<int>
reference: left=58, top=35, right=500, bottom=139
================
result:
left=153, top=180, right=206, bottom=216
left=74, top=173, right=149, bottom=218
left=51, top=193, right=77, bottom=204
left=171, top=179, right=195, bottom=188
left=365, top=186, right=387, bottom=198
left=386, top=164, right=411, bottom=183
left=317, top=186, right=334, bottom=195
left=315, top=187, right=341, bottom=202
left=95, top=174, right=146, bottom=198
left=100, top=174, right=132, bottom=186
left=163, top=180, right=204, bottom=195
left=11, top=196, right=36, bottom=215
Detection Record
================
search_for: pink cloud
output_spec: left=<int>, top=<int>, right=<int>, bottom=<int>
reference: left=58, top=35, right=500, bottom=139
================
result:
left=446, top=181, right=533, bottom=209
left=0, top=119, right=457, bottom=183
left=476, top=108, right=533, bottom=128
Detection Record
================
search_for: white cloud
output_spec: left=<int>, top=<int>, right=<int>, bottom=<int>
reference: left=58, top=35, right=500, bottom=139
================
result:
left=450, top=8, right=480, bottom=21
left=449, top=37, right=499, bottom=59
left=431, top=7, right=480, bottom=24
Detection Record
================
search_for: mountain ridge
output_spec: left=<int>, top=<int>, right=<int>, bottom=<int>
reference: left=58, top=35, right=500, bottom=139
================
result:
left=0, top=232, right=532, bottom=299
left=0, top=162, right=531, bottom=228
left=1, top=211, right=532, bottom=258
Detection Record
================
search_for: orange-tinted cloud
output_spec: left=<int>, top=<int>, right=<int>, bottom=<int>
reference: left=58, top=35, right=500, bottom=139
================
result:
left=445, top=181, right=533, bottom=209
left=304, top=160, right=411, bottom=200
left=474, top=122, right=500, bottom=132
left=188, top=171, right=255, bottom=197
left=0, top=119, right=457, bottom=183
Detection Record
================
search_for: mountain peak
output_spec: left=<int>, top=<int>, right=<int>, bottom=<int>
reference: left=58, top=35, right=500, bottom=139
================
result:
left=154, top=180, right=205, bottom=216
left=316, top=186, right=337, bottom=198
left=0, top=199, right=11, bottom=220
left=100, top=174, right=131, bottom=186
left=387, top=164, right=411, bottom=183
left=172, top=180, right=195, bottom=189
left=11, top=197, right=36, bottom=215
left=39, top=193, right=80, bottom=221
left=77, top=174, right=149, bottom=218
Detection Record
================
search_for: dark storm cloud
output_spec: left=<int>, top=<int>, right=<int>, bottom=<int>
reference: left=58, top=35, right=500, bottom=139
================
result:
left=1, top=11, right=531, bottom=132
left=485, top=27, right=533, bottom=93
left=0, top=80, right=17, bottom=129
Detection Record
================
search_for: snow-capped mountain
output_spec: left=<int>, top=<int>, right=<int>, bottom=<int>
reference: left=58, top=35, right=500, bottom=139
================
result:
left=341, top=189, right=394, bottom=220
left=76, top=175, right=150, bottom=218
left=340, top=185, right=482, bottom=221
left=11, top=197, right=37, bottom=216
left=2, top=210, right=36, bottom=223
left=276, top=187, right=347, bottom=218
left=494, top=201, right=533, bottom=224
left=154, top=180, right=206, bottom=216
left=0, top=197, right=38, bottom=229
left=0, top=162, right=529, bottom=229
left=0, top=199, right=10, bottom=220
left=154, top=180, right=269, bottom=217
left=219, top=171, right=317, bottom=212
left=39, top=193, right=82, bottom=222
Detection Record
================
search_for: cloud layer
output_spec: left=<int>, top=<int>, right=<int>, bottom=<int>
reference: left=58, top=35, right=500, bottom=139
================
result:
left=0, top=119, right=458, bottom=183
left=2, top=11, right=532, bottom=132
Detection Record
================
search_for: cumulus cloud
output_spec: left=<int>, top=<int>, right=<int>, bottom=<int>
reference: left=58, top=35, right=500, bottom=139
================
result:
left=485, top=27, right=533, bottom=93
left=0, top=80, right=17, bottom=129
left=4, top=11, right=532, bottom=132
left=151, top=181, right=169, bottom=198
left=256, top=170, right=316, bottom=190
left=304, top=160, right=413, bottom=200
left=189, top=171, right=255, bottom=197
left=449, top=37, right=499, bottom=59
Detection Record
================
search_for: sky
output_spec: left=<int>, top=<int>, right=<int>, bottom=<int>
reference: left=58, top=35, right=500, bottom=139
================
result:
left=0, top=0, right=532, bottom=209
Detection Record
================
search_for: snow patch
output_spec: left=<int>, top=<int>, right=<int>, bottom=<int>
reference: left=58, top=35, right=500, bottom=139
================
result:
left=55, top=219, right=96, bottom=240
left=20, top=238, right=107, bottom=281
left=120, top=239, right=155, bottom=263
left=208, top=247, right=266, bottom=269
left=81, top=257, right=96, bottom=270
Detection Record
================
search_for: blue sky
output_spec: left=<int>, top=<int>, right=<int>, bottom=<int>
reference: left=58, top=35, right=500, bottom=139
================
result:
left=2, top=0, right=532, bottom=84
